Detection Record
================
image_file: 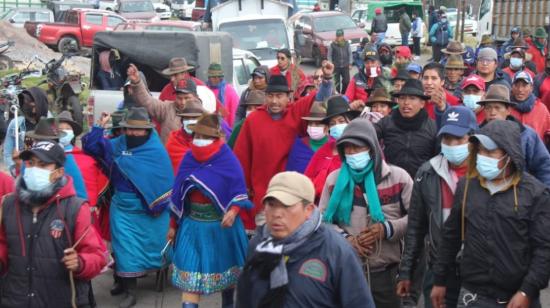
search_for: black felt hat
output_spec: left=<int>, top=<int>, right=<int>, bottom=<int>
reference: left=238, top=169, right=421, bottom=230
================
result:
left=391, top=79, right=430, bottom=100
left=265, top=75, right=291, bottom=93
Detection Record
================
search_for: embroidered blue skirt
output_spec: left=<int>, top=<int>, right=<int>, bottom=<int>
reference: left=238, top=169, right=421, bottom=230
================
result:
left=171, top=202, right=248, bottom=294
left=111, top=191, right=170, bottom=277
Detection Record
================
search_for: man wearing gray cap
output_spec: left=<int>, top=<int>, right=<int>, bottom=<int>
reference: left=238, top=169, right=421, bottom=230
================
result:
left=431, top=120, right=550, bottom=308
left=236, top=171, right=375, bottom=308
left=473, top=48, right=512, bottom=89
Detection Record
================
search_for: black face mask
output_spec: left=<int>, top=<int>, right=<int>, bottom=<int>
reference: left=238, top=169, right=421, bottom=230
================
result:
left=126, top=132, right=150, bottom=149
left=22, top=103, right=35, bottom=118
left=380, top=54, right=393, bottom=66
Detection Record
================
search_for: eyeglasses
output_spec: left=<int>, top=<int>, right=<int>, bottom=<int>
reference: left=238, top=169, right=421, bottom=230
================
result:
left=277, top=57, right=288, bottom=61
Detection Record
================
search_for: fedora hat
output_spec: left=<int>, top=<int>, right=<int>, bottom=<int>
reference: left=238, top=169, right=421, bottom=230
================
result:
left=322, top=95, right=360, bottom=124
left=445, top=54, right=467, bottom=69
left=392, top=69, right=410, bottom=82
left=176, top=99, right=205, bottom=117
left=366, top=88, right=395, bottom=107
left=119, top=107, right=155, bottom=129
left=26, top=117, right=67, bottom=141
left=441, top=41, right=466, bottom=55
left=244, top=90, right=266, bottom=106
left=477, top=84, right=515, bottom=106
left=266, top=75, right=291, bottom=93
left=302, top=103, right=327, bottom=121
left=188, top=113, right=223, bottom=138
left=162, top=57, right=194, bottom=76
left=391, top=79, right=430, bottom=100
left=57, top=111, right=83, bottom=136
left=107, top=109, right=128, bottom=129
left=480, top=34, right=494, bottom=45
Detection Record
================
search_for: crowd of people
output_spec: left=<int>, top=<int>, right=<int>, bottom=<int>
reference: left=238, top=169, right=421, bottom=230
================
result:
left=0, top=6, right=550, bottom=307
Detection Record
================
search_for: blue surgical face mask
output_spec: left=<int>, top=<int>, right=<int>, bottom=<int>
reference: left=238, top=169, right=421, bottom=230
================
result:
left=441, top=18, right=447, bottom=23
left=345, top=151, right=371, bottom=170
left=59, top=129, right=74, bottom=147
left=23, top=167, right=53, bottom=191
left=182, top=119, right=197, bottom=135
left=441, top=143, right=469, bottom=165
left=329, top=123, right=347, bottom=139
left=192, top=138, right=214, bottom=147
left=476, top=154, right=509, bottom=180
left=510, top=57, right=523, bottom=69
left=463, top=95, right=482, bottom=110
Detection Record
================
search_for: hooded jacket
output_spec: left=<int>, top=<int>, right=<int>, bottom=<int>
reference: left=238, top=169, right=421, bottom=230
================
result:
left=433, top=120, right=550, bottom=300
left=4, top=88, right=50, bottom=170
left=0, top=176, right=107, bottom=307
left=319, top=118, right=413, bottom=270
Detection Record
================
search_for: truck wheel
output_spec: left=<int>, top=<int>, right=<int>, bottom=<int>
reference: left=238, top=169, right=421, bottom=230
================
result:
left=313, top=47, right=322, bottom=67
left=0, top=55, right=13, bottom=70
left=67, top=96, right=83, bottom=127
left=58, top=37, right=79, bottom=54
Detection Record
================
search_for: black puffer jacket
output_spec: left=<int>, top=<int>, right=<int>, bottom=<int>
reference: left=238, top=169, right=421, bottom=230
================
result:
left=433, top=120, right=550, bottom=300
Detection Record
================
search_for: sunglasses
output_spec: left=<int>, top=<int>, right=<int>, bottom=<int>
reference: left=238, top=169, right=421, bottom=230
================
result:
left=277, top=56, right=288, bottom=60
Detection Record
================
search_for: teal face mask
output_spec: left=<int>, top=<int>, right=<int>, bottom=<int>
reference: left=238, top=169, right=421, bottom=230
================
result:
left=329, top=123, right=347, bottom=139
left=345, top=151, right=371, bottom=170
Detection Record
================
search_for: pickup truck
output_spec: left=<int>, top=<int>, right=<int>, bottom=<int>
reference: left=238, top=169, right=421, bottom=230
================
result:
left=24, top=9, right=126, bottom=54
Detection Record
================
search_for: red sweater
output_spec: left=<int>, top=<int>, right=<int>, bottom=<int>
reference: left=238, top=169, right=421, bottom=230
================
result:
left=425, top=91, right=460, bottom=119
left=234, top=94, right=316, bottom=229
left=69, top=147, right=109, bottom=208
left=0, top=172, right=14, bottom=199
left=527, top=44, right=549, bottom=73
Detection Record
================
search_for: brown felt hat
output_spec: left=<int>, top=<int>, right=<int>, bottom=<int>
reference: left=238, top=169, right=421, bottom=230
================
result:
left=301, top=103, right=327, bottom=121
left=442, top=41, right=466, bottom=55
left=162, top=57, right=194, bottom=76
left=366, top=87, right=395, bottom=107
left=445, top=55, right=467, bottom=69
left=188, top=113, right=223, bottom=138
left=57, top=110, right=83, bottom=136
left=176, top=98, right=205, bottom=117
left=244, top=90, right=266, bottom=106
left=477, top=84, right=515, bottom=106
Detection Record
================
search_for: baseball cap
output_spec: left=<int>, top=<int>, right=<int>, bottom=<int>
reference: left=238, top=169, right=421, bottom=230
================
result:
left=20, top=140, right=66, bottom=166
left=469, top=134, right=498, bottom=151
left=513, top=71, right=533, bottom=85
left=477, top=48, right=498, bottom=62
left=407, top=63, right=422, bottom=74
left=438, top=106, right=478, bottom=137
left=461, top=74, right=486, bottom=91
left=336, top=29, right=344, bottom=37
left=262, top=172, right=315, bottom=206
left=175, top=78, right=197, bottom=94
left=364, top=50, right=379, bottom=61
left=395, top=46, right=412, bottom=59
left=251, top=66, right=268, bottom=78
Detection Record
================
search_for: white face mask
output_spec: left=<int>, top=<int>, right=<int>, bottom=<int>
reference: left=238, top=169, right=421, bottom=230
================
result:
left=192, top=138, right=214, bottom=147
left=246, top=110, right=253, bottom=118
left=182, top=119, right=198, bottom=135
left=307, top=126, right=326, bottom=140
left=24, top=167, right=53, bottom=191
left=59, top=129, right=74, bottom=147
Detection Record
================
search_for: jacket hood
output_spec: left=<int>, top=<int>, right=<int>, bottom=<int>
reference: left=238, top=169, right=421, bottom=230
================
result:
left=17, top=175, right=76, bottom=207
left=18, top=87, right=49, bottom=120
left=336, top=118, right=383, bottom=181
left=470, top=119, right=525, bottom=173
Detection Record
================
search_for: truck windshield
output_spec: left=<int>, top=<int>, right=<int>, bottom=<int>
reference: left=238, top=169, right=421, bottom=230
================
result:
left=313, top=15, right=356, bottom=32
left=219, top=19, right=288, bottom=51
left=120, top=1, right=154, bottom=12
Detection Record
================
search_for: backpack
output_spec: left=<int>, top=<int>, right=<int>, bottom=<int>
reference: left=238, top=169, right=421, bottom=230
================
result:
left=435, top=22, right=449, bottom=46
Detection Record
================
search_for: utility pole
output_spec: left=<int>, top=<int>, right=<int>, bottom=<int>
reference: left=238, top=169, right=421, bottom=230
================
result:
left=460, top=0, right=466, bottom=42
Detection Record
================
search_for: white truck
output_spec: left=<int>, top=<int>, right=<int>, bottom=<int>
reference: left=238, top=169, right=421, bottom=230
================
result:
left=211, top=0, right=295, bottom=68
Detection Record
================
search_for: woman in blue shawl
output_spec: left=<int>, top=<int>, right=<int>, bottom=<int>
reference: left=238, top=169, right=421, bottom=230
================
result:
left=169, top=113, right=251, bottom=308
left=82, top=107, right=174, bottom=308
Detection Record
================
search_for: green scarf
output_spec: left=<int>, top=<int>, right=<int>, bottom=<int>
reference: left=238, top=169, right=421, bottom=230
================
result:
left=323, top=161, right=385, bottom=225
left=309, top=136, right=328, bottom=152
left=535, top=40, right=547, bottom=55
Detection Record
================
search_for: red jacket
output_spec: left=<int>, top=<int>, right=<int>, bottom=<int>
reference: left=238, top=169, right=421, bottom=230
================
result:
left=527, top=44, right=548, bottom=73
left=69, top=147, right=109, bottom=208
left=304, top=139, right=341, bottom=200
left=165, top=129, right=193, bottom=173
left=536, top=74, right=550, bottom=110
left=425, top=91, right=460, bottom=119
left=0, top=177, right=107, bottom=280
left=269, top=64, right=306, bottom=97
left=0, top=172, right=14, bottom=199
left=234, top=93, right=317, bottom=230
left=510, top=98, right=550, bottom=140
left=502, top=67, right=535, bottom=80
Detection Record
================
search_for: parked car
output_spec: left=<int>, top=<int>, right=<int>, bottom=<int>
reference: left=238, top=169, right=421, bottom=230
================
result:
left=170, top=0, right=195, bottom=20
left=24, top=8, right=126, bottom=53
left=1, top=8, right=54, bottom=28
left=46, top=1, right=96, bottom=21
left=151, top=0, right=172, bottom=19
left=115, top=0, right=159, bottom=22
left=232, top=48, right=260, bottom=96
left=447, top=11, right=478, bottom=37
left=290, top=11, right=369, bottom=66
left=113, top=20, right=201, bottom=31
